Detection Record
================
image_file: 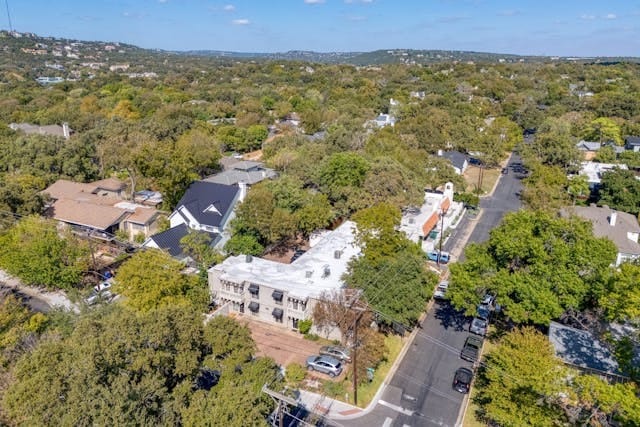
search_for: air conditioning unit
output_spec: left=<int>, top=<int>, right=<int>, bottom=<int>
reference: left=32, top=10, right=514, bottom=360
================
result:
left=245, top=254, right=253, bottom=263
left=334, top=250, right=342, bottom=259
left=322, top=264, right=331, bottom=278
left=305, top=270, right=313, bottom=278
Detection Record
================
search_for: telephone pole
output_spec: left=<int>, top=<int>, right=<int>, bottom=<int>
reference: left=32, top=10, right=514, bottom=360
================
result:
left=352, top=307, right=366, bottom=406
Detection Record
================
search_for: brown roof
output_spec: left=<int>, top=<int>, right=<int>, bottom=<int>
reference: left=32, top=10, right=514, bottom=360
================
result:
left=43, top=179, right=97, bottom=200
left=441, top=197, right=451, bottom=213
left=49, top=199, right=128, bottom=230
left=92, top=178, right=126, bottom=192
left=422, top=212, right=439, bottom=236
left=126, top=207, right=159, bottom=225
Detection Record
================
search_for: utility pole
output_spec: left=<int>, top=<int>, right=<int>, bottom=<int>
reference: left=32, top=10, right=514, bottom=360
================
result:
left=437, top=207, right=447, bottom=266
left=352, top=307, right=365, bottom=407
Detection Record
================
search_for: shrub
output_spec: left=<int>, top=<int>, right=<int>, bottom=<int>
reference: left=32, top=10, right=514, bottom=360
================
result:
left=298, top=319, right=312, bottom=335
left=285, top=363, right=306, bottom=385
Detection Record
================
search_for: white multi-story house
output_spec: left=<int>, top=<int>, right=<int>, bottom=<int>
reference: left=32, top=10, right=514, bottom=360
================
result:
left=208, top=221, right=361, bottom=339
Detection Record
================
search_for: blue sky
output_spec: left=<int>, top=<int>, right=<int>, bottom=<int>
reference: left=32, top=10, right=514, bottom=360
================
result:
left=5, top=1, right=640, bottom=56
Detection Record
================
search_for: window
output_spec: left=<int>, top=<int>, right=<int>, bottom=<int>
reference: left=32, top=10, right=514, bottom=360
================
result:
left=292, top=318, right=299, bottom=329
left=272, top=290, right=284, bottom=305
left=249, top=283, right=259, bottom=299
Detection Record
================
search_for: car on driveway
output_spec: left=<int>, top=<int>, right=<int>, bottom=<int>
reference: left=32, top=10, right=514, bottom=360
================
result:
left=469, top=317, right=488, bottom=336
left=452, top=367, right=474, bottom=393
left=319, top=345, right=351, bottom=363
left=461, top=335, right=484, bottom=363
left=433, top=281, right=449, bottom=300
left=306, top=355, right=343, bottom=377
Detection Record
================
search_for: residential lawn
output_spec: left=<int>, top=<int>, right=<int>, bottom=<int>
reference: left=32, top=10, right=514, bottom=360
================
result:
left=463, top=166, right=501, bottom=196
left=353, top=334, right=404, bottom=407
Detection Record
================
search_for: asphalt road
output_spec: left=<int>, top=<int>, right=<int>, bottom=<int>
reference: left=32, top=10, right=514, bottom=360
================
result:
left=464, top=154, right=524, bottom=247
left=341, top=154, right=524, bottom=427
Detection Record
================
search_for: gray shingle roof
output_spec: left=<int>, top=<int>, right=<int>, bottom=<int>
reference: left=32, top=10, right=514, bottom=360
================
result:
left=570, top=206, right=640, bottom=256
left=548, top=321, right=621, bottom=374
left=441, top=151, right=468, bottom=171
left=147, top=223, right=220, bottom=257
left=174, top=181, right=240, bottom=228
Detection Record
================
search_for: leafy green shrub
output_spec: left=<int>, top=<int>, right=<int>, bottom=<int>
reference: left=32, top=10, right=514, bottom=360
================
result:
left=298, top=319, right=312, bottom=335
left=303, top=333, right=320, bottom=341
left=285, top=363, right=306, bottom=385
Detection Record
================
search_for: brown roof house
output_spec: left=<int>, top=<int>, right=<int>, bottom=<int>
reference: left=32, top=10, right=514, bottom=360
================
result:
left=566, top=205, right=640, bottom=266
left=42, top=178, right=160, bottom=241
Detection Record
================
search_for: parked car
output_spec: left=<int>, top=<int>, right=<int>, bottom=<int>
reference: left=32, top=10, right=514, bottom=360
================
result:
left=94, top=281, right=112, bottom=292
left=481, top=293, right=496, bottom=307
left=452, top=367, right=474, bottom=393
left=433, top=281, right=449, bottom=300
left=427, top=251, right=450, bottom=264
left=476, top=304, right=491, bottom=321
left=319, top=346, right=351, bottom=363
left=469, top=317, right=488, bottom=336
left=306, top=355, right=343, bottom=377
left=461, top=335, right=484, bottom=362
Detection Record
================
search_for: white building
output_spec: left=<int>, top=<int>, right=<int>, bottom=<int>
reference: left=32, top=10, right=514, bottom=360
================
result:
left=576, top=161, right=628, bottom=190
left=208, top=221, right=361, bottom=338
left=399, top=183, right=464, bottom=254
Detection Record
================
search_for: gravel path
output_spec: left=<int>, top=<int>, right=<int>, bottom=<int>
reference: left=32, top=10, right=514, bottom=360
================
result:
left=0, top=269, right=80, bottom=313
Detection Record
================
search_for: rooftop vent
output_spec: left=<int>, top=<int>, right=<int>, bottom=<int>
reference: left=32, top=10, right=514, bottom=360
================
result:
left=334, top=250, right=342, bottom=259
left=322, top=264, right=331, bottom=278
left=305, top=270, right=313, bottom=278
left=245, top=254, right=253, bottom=263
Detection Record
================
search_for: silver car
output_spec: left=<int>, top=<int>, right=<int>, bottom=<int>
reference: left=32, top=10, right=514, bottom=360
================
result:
left=469, top=317, right=488, bottom=336
left=433, top=281, right=449, bottom=300
left=319, top=345, right=351, bottom=363
left=306, top=355, right=343, bottom=377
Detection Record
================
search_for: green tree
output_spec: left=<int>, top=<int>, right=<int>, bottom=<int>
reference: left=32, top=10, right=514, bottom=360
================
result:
left=448, top=210, right=616, bottom=325
left=113, top=249, right=208, bottom=312
left=295, top=193, right=334, bottom=237
left=594, top=145, right=617, bottom=163
left=180, top=230, right=222, bottom=270
left=3, top=307, right=278, bottom=426
left=597, top=168, right=640, bottom=215
left=583, top=117, right=623, bottom=145
left=0, top=216, right=89, bottom=290
left=224, top=234, right=264, bottom=256
left=599, top=261, right=640, bottom=322
left=477, top=327, right=567, bottom=427
left=567, top=174, right=590, bottom=203
left=521, top=163, right=571, bottom=211
left=318, top=152, right=370, bottom=203
left=567, top=375, right=640, bottom=426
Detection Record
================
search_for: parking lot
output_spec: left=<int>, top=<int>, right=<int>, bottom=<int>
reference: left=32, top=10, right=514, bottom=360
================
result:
left=237, top=314, right=324, bottom=367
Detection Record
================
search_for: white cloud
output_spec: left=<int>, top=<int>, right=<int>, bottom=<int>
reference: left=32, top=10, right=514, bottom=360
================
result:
left=232, top=18, right=250, bottom=25
left=223, top=4, right=235, bottom=12
left=580, top=14, right=596, bottom=20
left=604, top=13, right=617, bottom=20
left=304, top=0, right=325, bottom=4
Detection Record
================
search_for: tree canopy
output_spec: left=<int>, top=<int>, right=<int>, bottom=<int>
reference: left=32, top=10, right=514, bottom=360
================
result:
left=3, top=306, right=280, bottom=426
left=448, top=210, right=616, bottom=325
left=113, top=249, right=209, bottom=312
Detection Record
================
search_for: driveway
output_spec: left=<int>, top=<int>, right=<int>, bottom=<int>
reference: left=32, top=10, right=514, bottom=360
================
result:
left=238, top=314, right=323, bottom=367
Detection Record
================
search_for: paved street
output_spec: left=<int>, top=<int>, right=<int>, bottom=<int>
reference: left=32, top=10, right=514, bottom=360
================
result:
left=339, top=154, right=524, bottom=427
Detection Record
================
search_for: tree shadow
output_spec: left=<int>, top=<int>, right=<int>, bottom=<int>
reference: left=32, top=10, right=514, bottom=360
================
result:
left=433, top=302, right=469, bottom=331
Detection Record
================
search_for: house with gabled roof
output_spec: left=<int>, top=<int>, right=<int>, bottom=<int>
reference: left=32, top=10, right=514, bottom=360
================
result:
left=438, top=150, right=468, bottom=175
left=625, top=136, right=640, bottom=152
left=203, top=160, right=276, bottom=186
left=144, top=181, right=241, bottom=258
left=564, top=205, right=640, bottom=266
left=42, top=178, right=160, bottom=240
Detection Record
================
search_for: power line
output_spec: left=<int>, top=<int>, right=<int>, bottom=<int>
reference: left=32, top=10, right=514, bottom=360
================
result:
left=4, top=0, right=12, bottom=32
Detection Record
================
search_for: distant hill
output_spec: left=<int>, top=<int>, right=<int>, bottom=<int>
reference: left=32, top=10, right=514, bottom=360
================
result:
left=2, top=30, right=640, bottom=67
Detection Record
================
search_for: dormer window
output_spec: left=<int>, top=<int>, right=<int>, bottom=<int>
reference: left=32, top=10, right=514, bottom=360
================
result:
left=203, top=204, right=221, bottom=215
